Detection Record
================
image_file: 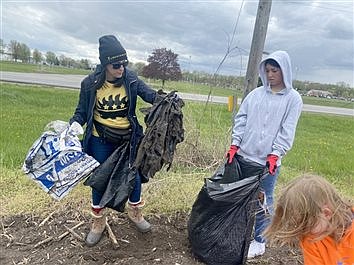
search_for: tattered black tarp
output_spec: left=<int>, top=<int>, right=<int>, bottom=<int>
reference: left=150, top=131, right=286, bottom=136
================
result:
left=188, top=155, right=266, bottom=265
left=134, top=91, right=185, bottom=180
left=83, top=142, right=135, bottom=212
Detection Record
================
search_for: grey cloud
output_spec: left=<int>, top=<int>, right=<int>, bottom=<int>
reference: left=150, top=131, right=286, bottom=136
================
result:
left=325, top=15, right=353, bottom=40
left=1, top=0, right=353, bottom=85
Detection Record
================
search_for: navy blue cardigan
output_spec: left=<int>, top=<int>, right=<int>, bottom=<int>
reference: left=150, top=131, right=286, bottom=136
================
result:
left=70, top=65, right=157, bottom=166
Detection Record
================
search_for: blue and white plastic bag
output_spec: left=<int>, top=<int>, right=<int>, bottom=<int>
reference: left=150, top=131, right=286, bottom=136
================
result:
left=22, top=120, right=100, bottom=200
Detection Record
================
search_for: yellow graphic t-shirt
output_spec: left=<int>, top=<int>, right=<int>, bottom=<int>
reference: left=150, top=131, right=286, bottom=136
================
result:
left=93, top=81, right=130, bottom=136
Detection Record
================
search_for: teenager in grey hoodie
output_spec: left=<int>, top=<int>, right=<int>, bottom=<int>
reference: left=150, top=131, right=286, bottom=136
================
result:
left=226, top=50, right=303, bottom=258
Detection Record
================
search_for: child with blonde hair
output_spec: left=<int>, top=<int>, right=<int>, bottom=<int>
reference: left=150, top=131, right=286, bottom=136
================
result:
left=264, top=174, right=354, bottom=265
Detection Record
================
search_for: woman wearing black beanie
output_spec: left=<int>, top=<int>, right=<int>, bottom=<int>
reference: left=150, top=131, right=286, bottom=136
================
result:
left=70, top=34, right=157, bottom=246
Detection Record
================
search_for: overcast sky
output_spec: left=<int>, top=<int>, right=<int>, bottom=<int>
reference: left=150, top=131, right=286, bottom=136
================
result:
left=1, top=0, right=353, bottom=86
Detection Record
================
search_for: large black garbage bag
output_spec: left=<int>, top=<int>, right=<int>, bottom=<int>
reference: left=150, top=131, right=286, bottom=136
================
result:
left=188, top=155, right=266, bottom=265
left=84, top=142, right=136, bottom=212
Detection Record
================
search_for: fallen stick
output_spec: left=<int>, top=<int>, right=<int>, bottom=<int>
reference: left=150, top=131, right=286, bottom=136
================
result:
left=106, top=221, right=118, bottom=245
left=39, top=211, right=56, bottom=227
left=64, top=225, right=84, bottom=242
left=34, top=236, right=54, bottom=248
left=13, top=242, right=28, bottom=246
left=119, top=238, right=130, bottom=244
left=57, top=221, right=84, bottom=240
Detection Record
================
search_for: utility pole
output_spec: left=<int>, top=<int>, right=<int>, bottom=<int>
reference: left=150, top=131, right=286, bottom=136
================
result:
left=242, top=0, right=272, bottom=99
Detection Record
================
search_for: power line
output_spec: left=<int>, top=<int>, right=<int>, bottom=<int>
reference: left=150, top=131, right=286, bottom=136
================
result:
left=286, top=1, right=353, bottom=14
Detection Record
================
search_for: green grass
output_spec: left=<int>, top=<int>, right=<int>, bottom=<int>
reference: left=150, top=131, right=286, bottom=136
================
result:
left=0, top=84, right=78, bottom=168
left=0, top=60, right=92, bottom=75
left=282, top=114, right=354, bottom=192
left=302, top=96, right=354, bottom=109
left=0, top=83, right=353, bottom=216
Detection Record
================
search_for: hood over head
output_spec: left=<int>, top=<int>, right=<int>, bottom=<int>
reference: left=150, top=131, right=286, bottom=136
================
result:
left=259, top=50, right=293, bottom=91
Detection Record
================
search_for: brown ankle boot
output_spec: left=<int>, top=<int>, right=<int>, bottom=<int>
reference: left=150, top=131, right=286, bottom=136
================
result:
left=127, top=200, right=151, bottom=233
left=86, top=207, right=106, bottom=247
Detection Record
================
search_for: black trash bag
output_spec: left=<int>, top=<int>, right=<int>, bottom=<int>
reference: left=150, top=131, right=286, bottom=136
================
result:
left=211, top=155, right=242, bottom=184
left=84, top=142, right=136, bottom=212
left=188, top=155, right=266, bottom=265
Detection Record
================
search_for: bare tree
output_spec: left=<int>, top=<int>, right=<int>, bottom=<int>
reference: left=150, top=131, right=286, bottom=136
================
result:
left=79, top=59, right=90, bottom=69
left=9, top=40, right=21, bottom=61
left=18, top=43, right=31, bottom=63
left=59, top=54, right=70, bottom=67
left=32, top=49, right=43, bottom=64
left=46, top=51, right=57, bottom=65
left=8, top=40, right=30, bottom=62
left=0, top=39, right=5, bottom=54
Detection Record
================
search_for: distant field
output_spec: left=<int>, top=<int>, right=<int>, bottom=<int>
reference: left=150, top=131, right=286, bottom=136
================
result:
left=1, top=60, right=353, bottom=110
left=302, top=95, right=354, bottom=109
left=145, top=79, right=354, bottom=109
left=0, top=60, right=91, bottom=75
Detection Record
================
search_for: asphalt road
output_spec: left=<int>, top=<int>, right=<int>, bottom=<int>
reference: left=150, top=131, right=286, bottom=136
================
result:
left=1, top=71, right=353, bottom=117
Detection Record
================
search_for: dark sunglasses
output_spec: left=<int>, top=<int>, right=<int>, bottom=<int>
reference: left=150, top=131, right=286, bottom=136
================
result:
left=111, top=60, right=129, bottom=69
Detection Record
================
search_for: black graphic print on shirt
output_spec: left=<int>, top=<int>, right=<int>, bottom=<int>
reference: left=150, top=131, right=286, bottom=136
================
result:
left=96, top=93, right=128, bottom=119
left=94, top=81, right=130, bottom=129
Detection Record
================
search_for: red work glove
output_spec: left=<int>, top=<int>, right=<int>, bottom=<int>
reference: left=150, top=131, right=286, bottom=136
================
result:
left=266, top=154, right=279, bottom=175
left=226, top=145, right=239, bottom=164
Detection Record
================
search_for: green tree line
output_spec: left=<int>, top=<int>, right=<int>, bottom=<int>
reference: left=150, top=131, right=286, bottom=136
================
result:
left=1, top=38, right=353, bottom=98
left=1, top=39, right=91, bottom=70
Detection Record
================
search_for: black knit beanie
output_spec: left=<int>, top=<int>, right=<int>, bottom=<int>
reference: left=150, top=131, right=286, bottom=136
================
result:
left=99, top=35, right=128, bottom=66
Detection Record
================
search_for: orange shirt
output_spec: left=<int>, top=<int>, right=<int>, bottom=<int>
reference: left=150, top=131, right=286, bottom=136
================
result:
left=300, top=221, right=354, bottom=265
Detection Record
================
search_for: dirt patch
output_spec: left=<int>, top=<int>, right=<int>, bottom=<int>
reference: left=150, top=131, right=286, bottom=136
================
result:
left=0, top=209, right=302, bottom=265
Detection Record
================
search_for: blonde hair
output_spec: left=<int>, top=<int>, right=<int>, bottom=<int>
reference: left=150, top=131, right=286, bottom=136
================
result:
left=264, top=174, right=353, bottom=247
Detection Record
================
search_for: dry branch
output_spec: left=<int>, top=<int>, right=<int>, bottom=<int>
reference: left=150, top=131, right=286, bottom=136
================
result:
left=64, top=225, right=84, bottom=242
left=57, top=221, right=84, bottom=240
left=34, top=236, right=54, bottom=248
left=119, top=238, right=130, bottom=244
left=106, top=221, right=118, bottom=245
left=38, top=211, right=56, bottom=227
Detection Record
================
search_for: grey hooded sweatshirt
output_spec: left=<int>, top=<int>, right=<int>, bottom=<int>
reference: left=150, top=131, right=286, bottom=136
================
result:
left=231, top=50, right=303, bottom=166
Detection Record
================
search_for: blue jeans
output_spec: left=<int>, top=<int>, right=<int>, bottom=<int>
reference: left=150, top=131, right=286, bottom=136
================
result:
left=254, top=166, right=280, bottom=243
left=87, top=136, right=142, bottom=207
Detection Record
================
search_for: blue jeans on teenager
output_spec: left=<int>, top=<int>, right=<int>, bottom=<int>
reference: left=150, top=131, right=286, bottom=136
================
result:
left=87, top=136, right=142, bottom=207
left=254, top=166, right=281, bottom=243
